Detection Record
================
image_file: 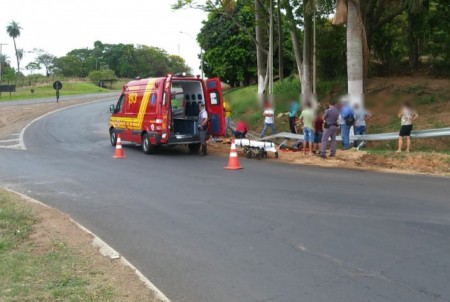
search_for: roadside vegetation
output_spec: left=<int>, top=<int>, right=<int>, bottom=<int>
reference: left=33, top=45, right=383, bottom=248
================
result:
left=0, top=77, right=128, bottom=101
left=225, top=76, right=450, bottom=154
left=0, top=189, right=157, bottom=301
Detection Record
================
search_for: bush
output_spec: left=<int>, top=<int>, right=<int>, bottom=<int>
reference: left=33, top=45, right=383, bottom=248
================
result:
left=88, top=69, right=117, bottom=84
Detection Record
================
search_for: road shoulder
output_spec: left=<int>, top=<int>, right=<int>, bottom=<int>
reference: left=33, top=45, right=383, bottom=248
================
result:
left=0, top=187, right=169, bottom=301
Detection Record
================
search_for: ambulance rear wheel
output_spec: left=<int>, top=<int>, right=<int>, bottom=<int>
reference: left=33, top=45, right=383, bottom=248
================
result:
left=110, top=129, right=117, bottom=146
left=188, top=143, right=201, bottom=154
left=142, top=133, right=158, bottom=154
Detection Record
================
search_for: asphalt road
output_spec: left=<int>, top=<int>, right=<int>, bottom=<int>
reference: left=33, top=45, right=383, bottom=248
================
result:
left=1, top=99, right=450, bottom=302
left=0, top=92, right=118, bottom=107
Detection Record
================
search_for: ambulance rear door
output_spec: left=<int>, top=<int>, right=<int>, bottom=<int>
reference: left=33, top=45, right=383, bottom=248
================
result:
left=205, top=78, right=225, bottom=137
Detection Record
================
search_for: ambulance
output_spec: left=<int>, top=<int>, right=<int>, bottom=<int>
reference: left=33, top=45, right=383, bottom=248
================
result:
left=109, top=74, right=225, bottom=154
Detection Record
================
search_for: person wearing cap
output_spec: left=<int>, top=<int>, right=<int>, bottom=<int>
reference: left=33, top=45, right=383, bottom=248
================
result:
left=198, top=102, right=209, bottom=156
left=234, top=120, right=248, bottom=138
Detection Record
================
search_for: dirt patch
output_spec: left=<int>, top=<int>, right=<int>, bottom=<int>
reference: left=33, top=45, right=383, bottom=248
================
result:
left=0, top=95, right=114, bottom=139
left=208, top=139, right=450, bottom=177
left=0, top=188, right=162, bottom=301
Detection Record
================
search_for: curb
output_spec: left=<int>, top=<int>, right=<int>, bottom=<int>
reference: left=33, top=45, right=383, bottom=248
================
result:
left=2, top=187, right=171, bottom=302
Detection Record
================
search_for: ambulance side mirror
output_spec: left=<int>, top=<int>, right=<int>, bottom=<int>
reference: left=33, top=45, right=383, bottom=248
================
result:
left=109, top=104, right=116, bottom=113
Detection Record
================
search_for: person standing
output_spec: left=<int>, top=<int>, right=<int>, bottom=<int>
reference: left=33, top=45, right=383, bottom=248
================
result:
left=198, top=103, right=209, bottom=156
left=353, top=104, right=372, bottom=149
left=223, top=99, right=232, bottom=137
left=260, top=103, right=276, bottom=138
left=299, top=101, right=315, bottom=155
left=320, top=100, right=340, bottom=158
left=397, top=102, right=418, bottom=153
left=313, top=109, right=324, bottom=154
left=340, top=100, right=354, bottom=150
left=288, top=100, right=299, bottom=134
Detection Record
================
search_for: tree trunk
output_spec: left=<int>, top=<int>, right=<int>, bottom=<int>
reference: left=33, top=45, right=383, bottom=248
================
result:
left=408, top=11, right=419, bottom=73
left=255, top=0, right=268, bottom=105
left=346, top=0, right=364, bottom=106
left=12, top=38, right=19, bottom=73
left=284, top=2, right=302, bottom=88
left=302, top=0, right=313, bottom=103
left=277, top=0, right=284, bottom=81
left=268, top=0, right=274, bottom=97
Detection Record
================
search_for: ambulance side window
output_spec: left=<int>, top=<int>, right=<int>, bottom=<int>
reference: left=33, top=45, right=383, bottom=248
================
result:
left=116, top=95, right=125, bottom=112
left=210, top=92, right=219, bottom=105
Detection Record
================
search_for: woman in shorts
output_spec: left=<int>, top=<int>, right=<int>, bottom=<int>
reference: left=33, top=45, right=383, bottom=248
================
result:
left=397, top=102, right=418, bottom=153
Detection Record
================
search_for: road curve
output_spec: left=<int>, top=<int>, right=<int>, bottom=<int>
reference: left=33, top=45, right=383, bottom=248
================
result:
left=1, top=99, right=450, bottom=302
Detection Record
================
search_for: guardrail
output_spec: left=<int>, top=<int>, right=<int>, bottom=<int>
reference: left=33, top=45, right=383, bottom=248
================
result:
left=261, top=127, right=450, bottom=142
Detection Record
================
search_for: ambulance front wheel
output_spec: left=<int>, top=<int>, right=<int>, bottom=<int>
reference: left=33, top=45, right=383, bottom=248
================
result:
left=110, top=129, right=117, bottom=146
left=142, top=133, right=158, bottom=154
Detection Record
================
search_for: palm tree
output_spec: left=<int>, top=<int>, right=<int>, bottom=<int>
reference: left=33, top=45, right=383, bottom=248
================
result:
left=6, top=21, right=22, bottom=73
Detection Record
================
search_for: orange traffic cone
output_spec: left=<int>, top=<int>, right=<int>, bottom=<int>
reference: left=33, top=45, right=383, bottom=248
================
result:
left=225, top=139, right=243, bottom=170
left=113, top=135, right=127, bottom=159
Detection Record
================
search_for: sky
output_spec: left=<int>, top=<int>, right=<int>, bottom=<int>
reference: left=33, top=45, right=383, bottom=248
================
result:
left=0, top=0, right=208, bottom=75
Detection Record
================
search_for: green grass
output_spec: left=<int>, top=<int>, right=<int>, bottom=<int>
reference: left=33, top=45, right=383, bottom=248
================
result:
left=0, top=81, right=121, bottom=102
left=415, top=95, right=438, bottom=106
left=224, top=77, right=345, bottom=130
left=0, top=190, right=116, bottom=301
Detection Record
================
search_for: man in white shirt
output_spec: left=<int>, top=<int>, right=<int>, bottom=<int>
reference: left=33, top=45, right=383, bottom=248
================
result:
left=260, top=103, right=277, bottom=138
left=198, top=103, right=209, bottom=156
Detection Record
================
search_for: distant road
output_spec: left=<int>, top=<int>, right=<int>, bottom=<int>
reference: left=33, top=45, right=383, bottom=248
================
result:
left=1, top=99, right=449, bottom=302
left=0, top=92, right=118, bottom=107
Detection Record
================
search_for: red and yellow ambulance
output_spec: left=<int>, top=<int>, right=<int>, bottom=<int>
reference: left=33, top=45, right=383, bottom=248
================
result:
left=109, top=74, right=225, bottom=154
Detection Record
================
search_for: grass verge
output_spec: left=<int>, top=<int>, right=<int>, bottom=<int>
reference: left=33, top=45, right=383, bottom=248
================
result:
left=0, top=189, right=157, bottom=301
left=0, top=81, right=121, bottom=102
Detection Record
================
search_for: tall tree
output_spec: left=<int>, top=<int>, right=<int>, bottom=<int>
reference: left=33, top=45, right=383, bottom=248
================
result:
left=34, top=49, right=56, bottom=76
left=198, top=0, right=257, bottom=86
left=346, top=0, right=364, bottom=106
left=277, top=0, right=284, bottom=80
left=283, top=1, right=303, bottom=79
left=302, top=0, right=314, bottom=101
left=255, top=0, right=269, bottom=103
left=6, top=21, right=22, bottom=74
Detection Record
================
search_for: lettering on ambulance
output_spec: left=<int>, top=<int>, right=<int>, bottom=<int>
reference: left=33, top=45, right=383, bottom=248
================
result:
left=124, top=92, right=138, bottom=131
left=110, top=79, right=156, bottom=132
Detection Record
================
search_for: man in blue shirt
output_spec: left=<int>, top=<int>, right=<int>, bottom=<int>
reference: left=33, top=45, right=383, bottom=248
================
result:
left=288, top=100, right=299, bottom=134
left=340, top=100, right=354, bottom=150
